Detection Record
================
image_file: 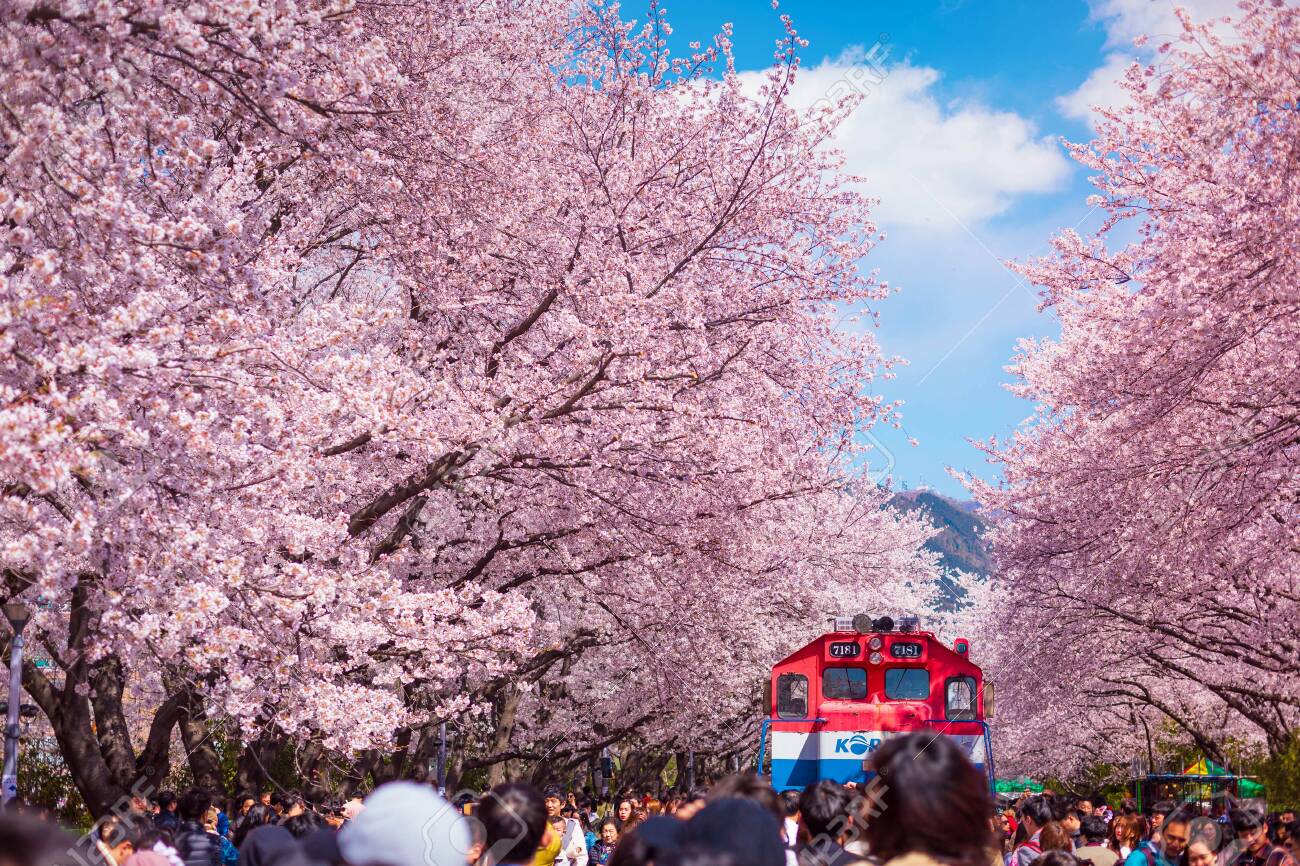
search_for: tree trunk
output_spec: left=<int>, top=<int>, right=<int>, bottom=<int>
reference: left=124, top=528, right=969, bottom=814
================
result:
left=487, top=687, right=521, bottom=787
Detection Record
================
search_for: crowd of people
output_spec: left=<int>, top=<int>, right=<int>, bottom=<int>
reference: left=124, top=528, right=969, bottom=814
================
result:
left=0, top=733, right=1295, bottom=866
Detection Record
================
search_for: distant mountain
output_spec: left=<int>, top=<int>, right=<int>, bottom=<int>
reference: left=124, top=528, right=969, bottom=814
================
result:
left=888, top=489, right=993, bottom=611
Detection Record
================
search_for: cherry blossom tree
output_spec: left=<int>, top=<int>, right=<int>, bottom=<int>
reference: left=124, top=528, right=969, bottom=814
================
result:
left=2, top=0, right=939, bottom=811
left=972, top=0, right=1300, bottom=775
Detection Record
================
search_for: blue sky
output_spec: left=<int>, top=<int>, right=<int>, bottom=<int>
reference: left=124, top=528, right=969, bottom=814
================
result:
left=651, top=0, right=1232, bottom=497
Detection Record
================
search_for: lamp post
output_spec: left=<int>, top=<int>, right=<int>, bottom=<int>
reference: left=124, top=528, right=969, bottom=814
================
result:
left=2, top=602, right=29, bottom=809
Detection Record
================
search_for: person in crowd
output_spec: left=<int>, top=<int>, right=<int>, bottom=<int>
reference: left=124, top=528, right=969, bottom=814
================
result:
left=235, top=825, right=298, bottom=866
left=335, top=780, right=470, bottom=866
left=1109, top=816, right=1146, bottom=862
left=1011, top=796, right=1054, bottom=866
left=234, top=806, right=277, bottom=848
left=155, top=793, right=180, bottom=832
left=94, top=814, right=148, bottom=866
left=590, top=820, right=620, bottom=866
left=1225, top=809, right=1297, bottom=866
left=201, top=807, right=237, bottom=866
left=678, top=799, right=783, bottom=866
left=1149, top=804, right=1176, bottom=844
left=475, top=783, right=547, bottom=866
left=1077, top=802, right=1095, bottom=823
left=1126, top=808, right=1191, bottom=866
left=234, top=794, right=256, bottom=822
left=613, top=801, right=635, bottom=831
left=1, top=812, right=81, bottom=866
left=1041, top=823, right=1074, bottom=854
left=707, top=774, right=786, bottom=834
left=1076, top=817, right=1120, bottom=866
left=281, top=811, right=323, bottom=839
left=860, top=732, right=997, bottom=866
left=1185, top=838, right=1217, bottom=866
left=780, top=790, right=802, bottom=866
left=173, top=789, right=222, bottom=866
left=1035, top=853, right=1087, bottom=866
left=546, top=788, right=589, bottom=866
left=1062, top=806, right=1083, bottom=850
left=795, top=780, right=871, bottom=866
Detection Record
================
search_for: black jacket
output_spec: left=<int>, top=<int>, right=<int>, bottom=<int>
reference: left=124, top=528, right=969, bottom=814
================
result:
left=173, top=821, right=223, bottom=866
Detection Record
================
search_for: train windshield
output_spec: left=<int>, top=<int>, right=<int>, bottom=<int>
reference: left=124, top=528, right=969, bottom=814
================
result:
left=823, top=667, right=867, bottom=700
left=884, top=668, right=930, bottom=699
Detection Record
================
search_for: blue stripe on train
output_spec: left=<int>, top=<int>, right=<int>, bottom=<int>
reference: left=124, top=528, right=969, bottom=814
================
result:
left=770, top=758, right=987, bottom=792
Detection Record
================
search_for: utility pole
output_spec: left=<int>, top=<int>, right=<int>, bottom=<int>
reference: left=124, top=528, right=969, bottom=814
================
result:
left=2, top=603, right=30, bottom=809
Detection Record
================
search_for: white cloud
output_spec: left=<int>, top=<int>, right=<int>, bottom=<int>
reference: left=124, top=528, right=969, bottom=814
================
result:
left=1060, top=0, right=1241, bottom=125
left=739, top=56, right=1072, bottom=229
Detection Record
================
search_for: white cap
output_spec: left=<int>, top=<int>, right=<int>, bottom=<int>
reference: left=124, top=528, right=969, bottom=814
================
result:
left=339, top=781, right=471, bottom=866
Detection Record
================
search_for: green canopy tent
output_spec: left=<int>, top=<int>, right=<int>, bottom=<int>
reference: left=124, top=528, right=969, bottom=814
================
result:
left=995, top=777, right=1044, bottom=795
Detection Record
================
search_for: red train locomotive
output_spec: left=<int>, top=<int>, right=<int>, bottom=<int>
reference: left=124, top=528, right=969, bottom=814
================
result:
left=757, top=614, right=996, bottom=791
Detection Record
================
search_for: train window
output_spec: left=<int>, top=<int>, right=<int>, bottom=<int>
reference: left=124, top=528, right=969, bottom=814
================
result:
left=776, top=673, right=808, bottom=719
left=945, top=676, right=978, bottom=720
left=822, top=667, right=867, bottom=700
left=884, top=668, right=930, bottom=700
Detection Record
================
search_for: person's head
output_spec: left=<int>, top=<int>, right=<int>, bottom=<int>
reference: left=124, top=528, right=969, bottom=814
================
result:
left=128, top=794, right=150, bottom=815
left=202, top=807, right=219, bottom=833
left=478, top=783, right=547, bottom=866
left=178, top=789, right=212, bottom=823
left=237, top=793, right=256, bottom=816
left=1080, top=816, right=1108, bottom=846
left=234, top=805, right=277, bottom=847
left=600, top=820, right=620, bottom=845
left=798, top=781, right=855, bottom=847
left=544, top=790, right=564, bottom=819
left=706, top=773, right=784, bottom=829
left=336, top=781, right=469, bottom=866
left=1032, top=852, right=1084, bottom=866
left=677, top=800, right=782, bottom=866
left=864, top=732, right=994, bottom=866
left=1040, top=822, right=1072, bottom=853
left=0, top=813, right=80, bottom=866
left=1159, top=811, right=1192, bottom=859
left=98, top=814, right=147, bottom=866
left=1187, top=839, right=1217, bottom=866
left=1110, top=815, right=1146, bottom=851
left=1231, top=810, right=1268, bottom=854
left=780, top=791, right=801, bottom=822
left=1062, top=807, right=1082, bottom=836
left=1077, top=800, right=1094, bottom=819
left=617, top=800, right=634, bottom=822
left=282, top=811, right=324, bottom=838
left=158, top=792, right=178, bottom=813
left=1019, top=796, right=1053, bottom=836
left=1151, top=801, right=1175, bottom=834
left=1282, top=812, right=1296, bottom=826
left=259, top=791, right=272, bottom=806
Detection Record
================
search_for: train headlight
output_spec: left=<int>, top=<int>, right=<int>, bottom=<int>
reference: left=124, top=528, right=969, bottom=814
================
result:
left=868, top=637, right=882, bottom=650
left=869, top=652, right=883, bottom=665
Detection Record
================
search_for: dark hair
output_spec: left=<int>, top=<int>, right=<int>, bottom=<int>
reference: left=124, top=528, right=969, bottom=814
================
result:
left=610, top=831, right=653, bottom=866
left=282, top=811, right=324, bottom=838
left=1020, top=796, right=1053, bottom=828
left=1033, top=852, right=1085, bottom=866
left=707, top=773, right=783, bottom=828
left=863, top=733, right=994, bottom=866
left=178, top=788, right=213, bottom=822
left=234, top=805, right=278, bottom=847
left=480, top=783, right=547, bottom=866
left=0, top=813, right=80, bottom=866
left=780, top=790, right=801, bottom=819
left=158, top=791, right=178, bottom=809
left=658, top=846, right=738, bottom=866
left=687, top=787, right=710, bottom=803
left=1231, top=809, right=1265, bottom=833
left=1080, top=816, right=1108, bottom=844
left=1152, top=802, right=1176, bottom=819
left=1040, top=822, right=1072, bottom=853
left=799, top=781, right=854, bottom=844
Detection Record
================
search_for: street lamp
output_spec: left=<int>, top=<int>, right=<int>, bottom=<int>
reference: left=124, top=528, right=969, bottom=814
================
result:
left=2, top=602, right=30, bottom=809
